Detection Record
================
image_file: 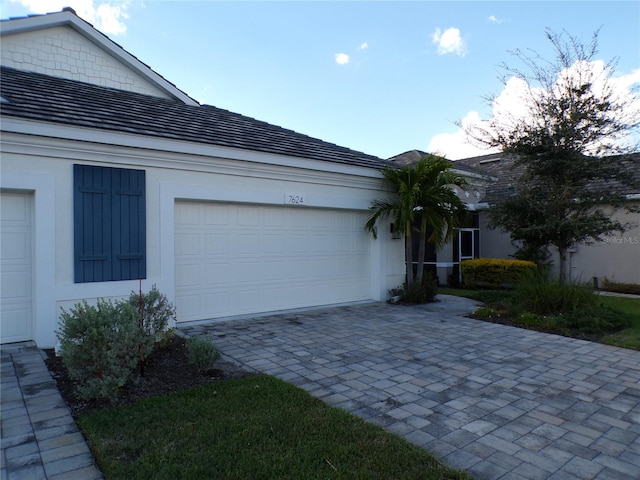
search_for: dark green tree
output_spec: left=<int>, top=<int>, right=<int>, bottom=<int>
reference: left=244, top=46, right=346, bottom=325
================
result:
left=365, top=154, right=468, bottom=286
left=466, top=29, right=640, bottom=279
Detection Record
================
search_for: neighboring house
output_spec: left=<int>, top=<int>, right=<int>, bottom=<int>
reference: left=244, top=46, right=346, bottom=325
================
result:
left=0, top=9, right=407, bottom=347
left=455, top=153, right=640, bottom=286
left=388, top=150, right=640, bottom=287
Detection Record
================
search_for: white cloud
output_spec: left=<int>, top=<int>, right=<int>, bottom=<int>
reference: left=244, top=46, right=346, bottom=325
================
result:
left=428, top=61, right=640, bottom=160
left=335, top=53, right=350, bottom=65
left=431, top=27, right=466, bottom=57
left=488, top=15, right=503, bottom=24
left=358, top=42, right=368, bottom=50
left=428, top=111, right=497, bottom=160
left=10, top=0, right=132, bottom=35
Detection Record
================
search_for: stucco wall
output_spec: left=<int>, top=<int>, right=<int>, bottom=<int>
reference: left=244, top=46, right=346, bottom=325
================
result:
left=475, top=208, right=640, bottom=285
left=1, top=131, right=403, bottom=347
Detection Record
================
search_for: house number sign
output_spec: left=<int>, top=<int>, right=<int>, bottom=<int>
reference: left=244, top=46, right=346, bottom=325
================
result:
left=285, top=193, right=305, bottom=205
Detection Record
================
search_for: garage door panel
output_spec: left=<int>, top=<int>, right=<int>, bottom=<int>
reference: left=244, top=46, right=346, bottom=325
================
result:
left=1, top=192, right=33, bottom=343
left=175, top=202, right=371, bottom=322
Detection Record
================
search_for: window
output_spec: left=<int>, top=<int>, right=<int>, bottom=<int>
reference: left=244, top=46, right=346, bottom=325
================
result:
left=74, top=164, right=146, bottom=282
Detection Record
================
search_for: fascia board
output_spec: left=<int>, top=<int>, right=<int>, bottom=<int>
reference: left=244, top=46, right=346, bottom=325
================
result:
left=1, top=117, right=384, bottom=182
left=0, top=11, right=199, bottom=106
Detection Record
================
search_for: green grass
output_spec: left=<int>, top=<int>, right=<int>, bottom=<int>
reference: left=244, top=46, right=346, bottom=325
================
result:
left=599, top=296, right=640, bottom=350
left=439, top=288, right=640, bottom=350
left=79, top=375, right=471, bottom=480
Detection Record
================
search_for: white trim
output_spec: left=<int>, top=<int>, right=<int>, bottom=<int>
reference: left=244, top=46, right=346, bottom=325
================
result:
left=0, top=10, right=198, bottom=106
left=0, top=120, right=383, bottom=182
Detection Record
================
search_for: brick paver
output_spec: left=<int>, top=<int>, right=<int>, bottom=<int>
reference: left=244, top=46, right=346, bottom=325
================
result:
left=0, top=343, right=102, bottom=480
left=180, top=295, right=640, bottom=480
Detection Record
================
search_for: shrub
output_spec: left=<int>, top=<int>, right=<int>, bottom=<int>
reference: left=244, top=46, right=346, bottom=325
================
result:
left=461, top=258, right=536, bottom=288
left=401, top=275, right=438, bottom=304
left=57, top=286, right=176, bottom=401
left=601, top=278, right=640, bottom=296
left=513, top=269, right=596, bottom=315
left=57, top=299, right=142, bottom=401
left=559, top=304, right=632, bottom=334
left=187, top=335, right=221, bottom=373
left=125, top=285, right=176, bottom=362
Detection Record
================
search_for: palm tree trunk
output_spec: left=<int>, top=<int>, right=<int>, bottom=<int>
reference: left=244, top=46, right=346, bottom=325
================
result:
left=405, top=220, right=414, bottom=285
left=416, top=215, right=427, bottom=284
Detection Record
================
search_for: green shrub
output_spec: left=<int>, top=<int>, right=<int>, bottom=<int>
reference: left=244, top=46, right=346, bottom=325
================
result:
left=601, top=278, right=640, bottom=296
left=57, top=287, right=176, bottom=401
left=125, top=285, right=176, bottom=362
left=513, top=269, right=596, bottom=315
left=57, top=299, right=142, bottom=401
left=559, top=304, right=632, bottom=334
left=401, top=275, right=438, bottom=304
left=461, top=258, right=536, bottom=288
left=187, top=335, right=221, bottom=373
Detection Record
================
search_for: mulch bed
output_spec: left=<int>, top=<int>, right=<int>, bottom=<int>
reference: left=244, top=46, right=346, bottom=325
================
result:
left=45, top=335, right=252, bottom=418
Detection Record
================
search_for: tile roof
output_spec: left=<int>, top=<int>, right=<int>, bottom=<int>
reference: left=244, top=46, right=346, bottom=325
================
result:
left=386, top=149, right=486, bottom=177
left=0, top=66, right=386, bottom=170
left=456, top=152, right=640, bottom=202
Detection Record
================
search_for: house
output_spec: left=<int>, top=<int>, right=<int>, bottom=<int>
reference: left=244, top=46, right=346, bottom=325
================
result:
left=455, top=152, right=640, bottom=286
left=0, top=9, right=409, bottom=347
left=388, top=150, right=640, bottom=287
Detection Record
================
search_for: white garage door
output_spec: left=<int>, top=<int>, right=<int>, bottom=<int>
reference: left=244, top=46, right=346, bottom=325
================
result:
left=1, top=192, right=33, bottom=343
left=174, top=201, right=372, bottom=322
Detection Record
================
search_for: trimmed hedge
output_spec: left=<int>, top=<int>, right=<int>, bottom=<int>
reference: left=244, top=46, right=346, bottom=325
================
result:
left=601, top=278, right=640, bottom=296
left=461, top=258, right=536, bottom=288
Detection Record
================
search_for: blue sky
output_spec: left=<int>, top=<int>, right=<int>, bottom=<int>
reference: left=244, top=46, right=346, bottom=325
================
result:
left=3, top=1, right=640, bottom=160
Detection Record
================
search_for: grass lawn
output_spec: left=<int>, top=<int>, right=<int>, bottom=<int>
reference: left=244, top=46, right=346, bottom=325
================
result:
left=439, top=288, right=640, bottom=350
left=79, top=374, right=471, bottom=480
left=598, top=296, right=640, bottom=350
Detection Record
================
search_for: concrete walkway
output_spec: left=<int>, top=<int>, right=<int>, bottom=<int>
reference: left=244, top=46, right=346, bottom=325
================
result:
left=180, top=295, right=640, bottom=480
left=0, top=342, right=102, bottom=480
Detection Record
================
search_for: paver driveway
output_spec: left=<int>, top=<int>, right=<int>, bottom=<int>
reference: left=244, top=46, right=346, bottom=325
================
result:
left=179, top=295, right=640, bottom=480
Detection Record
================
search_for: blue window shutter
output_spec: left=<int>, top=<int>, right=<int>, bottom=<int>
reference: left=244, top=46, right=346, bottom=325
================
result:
left=74, top=164, right=111, bottom=282
left=74, top=165, right=146, bottom=283
left=112, top=168, right=146, bottom=280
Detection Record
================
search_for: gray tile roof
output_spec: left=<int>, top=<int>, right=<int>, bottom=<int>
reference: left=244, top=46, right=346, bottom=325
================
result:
left=387, top=149, right=486, bottom=176
left=456, top=152, right=640, bottom=202
left=0, top=66, right=386, bottom=170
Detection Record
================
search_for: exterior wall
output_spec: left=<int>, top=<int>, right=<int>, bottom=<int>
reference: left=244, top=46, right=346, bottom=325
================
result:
left=0, top=130, right=404, bottom=347
left=475, top=208, right=640, bottom=285
left=568, top=204, right=640, bottom=285
left=1, top=26, right=170, bottom=98
left=477, top=212, right=517, bottom=259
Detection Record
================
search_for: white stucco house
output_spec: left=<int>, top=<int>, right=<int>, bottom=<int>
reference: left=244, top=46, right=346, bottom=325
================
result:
left=0, top=9, right=417, bottom=347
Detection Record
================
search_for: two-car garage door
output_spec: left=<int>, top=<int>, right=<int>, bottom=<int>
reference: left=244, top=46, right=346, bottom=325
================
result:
left=174, top=201, right=372, bottom=322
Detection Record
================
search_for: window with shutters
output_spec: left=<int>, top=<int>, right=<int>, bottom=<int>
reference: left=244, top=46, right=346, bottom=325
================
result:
left=73, top=164, right=146, bottom=283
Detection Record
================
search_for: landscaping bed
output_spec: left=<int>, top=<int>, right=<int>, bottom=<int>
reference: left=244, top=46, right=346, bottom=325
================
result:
left=45, top=333, right=251, bottom=418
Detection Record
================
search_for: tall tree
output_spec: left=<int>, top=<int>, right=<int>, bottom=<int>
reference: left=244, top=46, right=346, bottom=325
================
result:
left=365, top=155, right=468, bottom=287
left=465, top=29, right=640, bottom=279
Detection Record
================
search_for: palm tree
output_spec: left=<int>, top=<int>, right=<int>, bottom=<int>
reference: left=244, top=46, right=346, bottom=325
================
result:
left=365, top=154, right=469, bottom=287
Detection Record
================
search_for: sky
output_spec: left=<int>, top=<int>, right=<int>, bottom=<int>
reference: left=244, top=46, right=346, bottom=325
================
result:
left=2, top=0, right=639, bottom=160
